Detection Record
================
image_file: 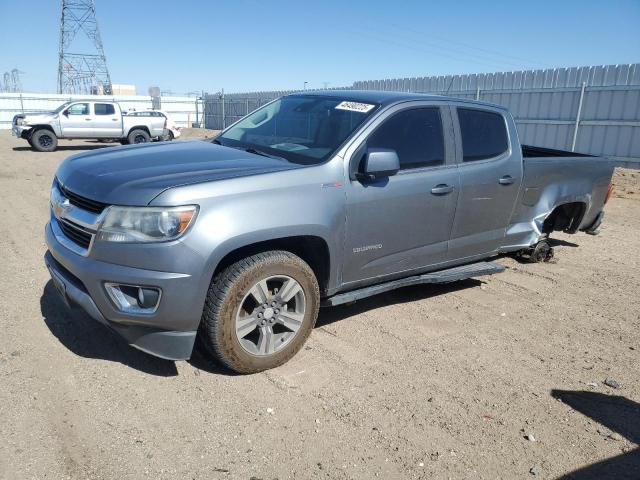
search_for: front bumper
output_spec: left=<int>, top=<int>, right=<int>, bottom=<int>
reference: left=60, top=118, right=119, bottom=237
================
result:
left=44, top=222, right=202, bottom=360
left=12, top=125, right=31, bottom=138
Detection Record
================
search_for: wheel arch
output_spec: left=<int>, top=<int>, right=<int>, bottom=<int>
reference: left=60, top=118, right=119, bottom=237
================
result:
left=127, top=125, right=151, bottom=135
left=28, top=125, right=56, bottom=137
left=542, top=201, right=588, bottom=234
left=209, top=235, right=332, bottom=296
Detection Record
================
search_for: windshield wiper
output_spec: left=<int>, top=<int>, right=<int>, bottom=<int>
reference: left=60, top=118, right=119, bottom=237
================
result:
left=243, top=147, right=287, bottom=161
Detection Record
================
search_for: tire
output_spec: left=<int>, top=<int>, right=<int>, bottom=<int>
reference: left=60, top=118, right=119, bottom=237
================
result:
left=127, top=129, right=150, bottom=144
left=199, top=250, right=320, bottom=374
left=162, top=130, right=174, bottom=142
left=30, top=129, right=58, bottom=152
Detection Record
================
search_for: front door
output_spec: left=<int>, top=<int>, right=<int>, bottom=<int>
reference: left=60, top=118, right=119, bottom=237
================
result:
left=448, top=106, right=523, bottom=259
left=59, top=102, right=92, bottom=137
left=343, top=105, right=459, bottom=286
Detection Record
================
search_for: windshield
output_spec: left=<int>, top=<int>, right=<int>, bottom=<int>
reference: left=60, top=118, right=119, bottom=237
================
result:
left=52, top=102, right=72, bottom=114
left=215, top=96, right=379, bottom=165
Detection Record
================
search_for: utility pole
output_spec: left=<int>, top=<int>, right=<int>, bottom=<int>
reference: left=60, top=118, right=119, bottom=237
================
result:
left=57, top=0, right=112, bottom=95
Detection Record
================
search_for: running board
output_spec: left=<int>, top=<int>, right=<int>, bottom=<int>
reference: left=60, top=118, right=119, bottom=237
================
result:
left=322, top=261, right=505, bottom=307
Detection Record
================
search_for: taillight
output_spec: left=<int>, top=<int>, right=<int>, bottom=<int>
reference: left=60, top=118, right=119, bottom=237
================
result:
left=604, top=182, right=613, bottom=204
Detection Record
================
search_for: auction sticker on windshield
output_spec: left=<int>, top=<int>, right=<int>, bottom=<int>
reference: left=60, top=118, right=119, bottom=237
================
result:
left=335, top=101, right=376, bottom=113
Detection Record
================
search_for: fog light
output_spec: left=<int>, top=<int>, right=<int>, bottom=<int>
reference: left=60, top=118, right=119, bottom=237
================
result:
left=105, top=283, right=161, bottom=314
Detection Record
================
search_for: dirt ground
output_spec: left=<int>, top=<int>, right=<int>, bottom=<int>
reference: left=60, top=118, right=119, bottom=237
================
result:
left=0, top=130, right=638, bottom=480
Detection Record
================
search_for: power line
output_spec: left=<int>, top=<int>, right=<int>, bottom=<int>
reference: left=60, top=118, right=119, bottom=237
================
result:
left=388, top=23, right=551, bottom=68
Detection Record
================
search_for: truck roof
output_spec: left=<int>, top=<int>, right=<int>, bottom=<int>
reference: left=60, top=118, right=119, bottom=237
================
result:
left=286, top=89, right=505, bottom=110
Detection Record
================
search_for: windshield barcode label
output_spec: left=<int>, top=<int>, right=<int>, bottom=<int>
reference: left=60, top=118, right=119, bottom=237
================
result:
left=335, top=101, right=375, bottom=113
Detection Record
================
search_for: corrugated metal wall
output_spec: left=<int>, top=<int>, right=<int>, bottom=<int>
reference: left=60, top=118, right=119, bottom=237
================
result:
left=0, top=93, right=201, bottom=129
left=205, top=64, right=640, bottom=159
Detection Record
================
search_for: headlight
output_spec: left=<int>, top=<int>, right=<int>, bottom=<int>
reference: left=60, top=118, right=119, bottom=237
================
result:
left=97, top=205, right=198, bottom=243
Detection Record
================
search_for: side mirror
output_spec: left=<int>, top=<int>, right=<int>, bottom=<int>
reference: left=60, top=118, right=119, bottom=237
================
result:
left=357, top=148, right=400, bottom=181
left=63, top=110, right=69, bottom=117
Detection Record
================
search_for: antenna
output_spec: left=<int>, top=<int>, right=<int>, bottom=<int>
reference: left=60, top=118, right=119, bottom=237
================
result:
left=57, top=0, right=112, bottom=95
left=444, top=75, right=455, bottom=95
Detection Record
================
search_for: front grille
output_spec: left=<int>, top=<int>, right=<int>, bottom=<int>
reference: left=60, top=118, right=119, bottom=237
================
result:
left=58, top=181, right=107, bottom=214
left=58, top=220, right=92, bottom=249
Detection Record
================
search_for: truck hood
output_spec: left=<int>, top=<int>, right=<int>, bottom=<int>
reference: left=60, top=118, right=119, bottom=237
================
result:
left=56, top=141, right=302, bottom=205
left=16, top=112, right=56, bottom=124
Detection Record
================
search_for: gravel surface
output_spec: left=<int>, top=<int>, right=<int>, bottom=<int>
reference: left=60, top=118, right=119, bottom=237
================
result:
left=0, top=130, right=638, bottom=479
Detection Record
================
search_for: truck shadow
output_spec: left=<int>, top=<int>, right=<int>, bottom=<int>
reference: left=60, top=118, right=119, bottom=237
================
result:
left=41, top=278, right=484, bottom=376
left=317, top=279, right=482, bottom=327
left=551, top=389, right=640, bottom=479
left=13, top=145, right=109, bottom=152
left=40, top=281, right=180, bottom=377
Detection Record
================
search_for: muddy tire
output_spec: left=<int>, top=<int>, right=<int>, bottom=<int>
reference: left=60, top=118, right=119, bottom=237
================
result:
left=127, top=129, right=150, bottom=144
left=199, top=251, right=320, bottom=374
left=30, top=129, right=58, bottom=152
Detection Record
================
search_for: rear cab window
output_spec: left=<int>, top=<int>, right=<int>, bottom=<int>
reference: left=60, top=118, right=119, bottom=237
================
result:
left=457, top=108, right=509, bottom=161
left=94, top=103, right=116, bottom=115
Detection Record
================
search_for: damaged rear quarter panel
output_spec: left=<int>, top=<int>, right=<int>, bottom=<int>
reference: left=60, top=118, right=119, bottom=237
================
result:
left=502, top=157, right=614, bottom=250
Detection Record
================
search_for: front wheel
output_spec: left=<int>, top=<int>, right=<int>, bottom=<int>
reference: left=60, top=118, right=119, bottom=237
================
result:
left=199, top=251, right=320, bottom=374
left=30, top=129, right=58, bottom=152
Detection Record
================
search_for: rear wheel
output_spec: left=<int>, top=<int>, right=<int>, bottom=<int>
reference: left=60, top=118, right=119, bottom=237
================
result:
left=162, top=130, right=174, bottom=141
left=199, top=251, right=320, bottom=374
left=127, top=129, right=150, bottom=144
left=30, top=129, right=58, bottom=152
left=518, top=239, right=554, bottom=263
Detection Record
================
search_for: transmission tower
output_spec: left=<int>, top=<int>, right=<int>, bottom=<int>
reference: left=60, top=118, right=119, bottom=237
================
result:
left=1, top=69, right=24, bottom=93
left=57, top=0, right=112, bottom=95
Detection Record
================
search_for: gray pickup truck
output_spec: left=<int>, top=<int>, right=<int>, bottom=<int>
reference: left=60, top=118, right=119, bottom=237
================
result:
left=44, top=91, right=614, bottom=373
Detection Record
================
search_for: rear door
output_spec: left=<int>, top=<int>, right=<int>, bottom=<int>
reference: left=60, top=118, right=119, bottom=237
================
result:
left=59, top=102, right=91, bottom=137
left=91, top=103, right=121, bottom=137
left=342, top=103, right=460, bottom=286
left=447, top=106, right=523, bottom=259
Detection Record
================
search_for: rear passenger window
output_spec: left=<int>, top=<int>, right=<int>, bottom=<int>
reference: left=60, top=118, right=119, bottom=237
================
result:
left=367, top=108, right=445, bottom=170
left=457, top=108, right=508, bottom=161
left=94, top=103, right=116, bottom=115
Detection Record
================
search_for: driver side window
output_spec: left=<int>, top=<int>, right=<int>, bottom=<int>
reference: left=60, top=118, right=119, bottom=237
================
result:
left=67, top=103, right=89, bottom=115
left=367, top=107, right=445, bottom=170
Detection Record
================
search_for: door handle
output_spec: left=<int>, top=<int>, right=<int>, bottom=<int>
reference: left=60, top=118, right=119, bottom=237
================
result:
left=111, top=118, right=118, bottom=121
left=499, top=175, right=515, bottom=185
left=431, top=184, right=454, bottom=195
left=84, top=118, right=92, bottom=121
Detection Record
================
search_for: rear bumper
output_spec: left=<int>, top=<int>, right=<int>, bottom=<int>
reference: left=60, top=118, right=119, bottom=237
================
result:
left=44, top=222, right=201, bottom=360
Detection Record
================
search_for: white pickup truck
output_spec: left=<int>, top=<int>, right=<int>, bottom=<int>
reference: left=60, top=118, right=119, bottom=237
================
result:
left=12, top=100, right=166, bottom=152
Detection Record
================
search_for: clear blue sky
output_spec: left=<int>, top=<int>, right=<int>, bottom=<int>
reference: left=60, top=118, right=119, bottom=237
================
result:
left=1, top=0, right=639, bottom=94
